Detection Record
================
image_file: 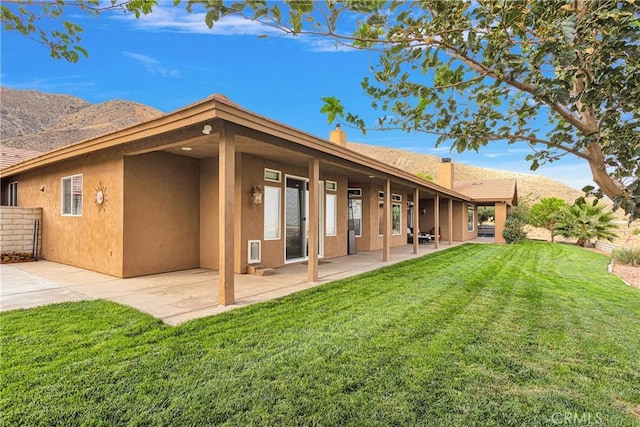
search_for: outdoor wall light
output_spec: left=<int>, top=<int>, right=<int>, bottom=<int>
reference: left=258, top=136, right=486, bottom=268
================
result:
left=202, top=124, right=213, bottom=135
left=39, top=185, right=45, bottom=192
left=251, top=185, right=264, bottom=206
left=421, top=208, right=427, bottom=215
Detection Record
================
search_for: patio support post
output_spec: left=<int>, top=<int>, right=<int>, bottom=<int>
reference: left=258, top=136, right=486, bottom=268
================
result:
left=234, top=152, right=243, bottom=273
left=434, top=194, right=440, bottom=249
left=383, top=178, right=391, bottom=262
left=308, top=158, right=319, bottom=282
left=218, top=124, right=235, bottom=305
left=448, top=198, right=453, bottom=245
left=413, top=187, right=419, bottom=254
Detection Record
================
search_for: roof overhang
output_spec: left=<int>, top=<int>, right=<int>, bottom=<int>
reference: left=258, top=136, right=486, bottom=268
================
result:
left=1, top=94, right=471, bottom=201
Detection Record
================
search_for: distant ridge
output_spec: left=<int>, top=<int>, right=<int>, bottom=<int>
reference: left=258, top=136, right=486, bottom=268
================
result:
left=347, top=142, right=583, bottom=204
left=1, top=87, right=162, bottom=159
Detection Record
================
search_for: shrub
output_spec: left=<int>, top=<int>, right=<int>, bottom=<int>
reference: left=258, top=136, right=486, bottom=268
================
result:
left=503, top=215, right=527, bottom=244
left=612, top=246, right=640, bottom=266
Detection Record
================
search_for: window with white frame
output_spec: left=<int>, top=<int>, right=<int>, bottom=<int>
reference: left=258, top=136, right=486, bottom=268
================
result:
left=264, top=168, right=281, bottom=183
left=347, top=188, right=362, bottom=197
left=8, top=182, right=18, bottom=206
left=348, top=198, right=362, bottom=237
left=264, top=186, right=281, bottom=240
left=62, top=174, right=83, bottom=216
left=468, top=204, right=475, bottom=232
left=325, top=180, right=337, bottom=191
left=326, top=193, right=337, bottom=236
left=392, top=202, right=402, bottom=235
left=392, top=193, right=402, bottom=202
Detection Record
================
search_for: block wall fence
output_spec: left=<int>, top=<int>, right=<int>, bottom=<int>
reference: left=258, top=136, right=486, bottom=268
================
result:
left=0, top=207, right=43, bottom=255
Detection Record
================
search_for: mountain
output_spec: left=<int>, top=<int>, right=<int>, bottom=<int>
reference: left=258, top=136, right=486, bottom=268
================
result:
left=1, top=87, right=162, bottom=155
left=347, top=142, right=583, bottom=205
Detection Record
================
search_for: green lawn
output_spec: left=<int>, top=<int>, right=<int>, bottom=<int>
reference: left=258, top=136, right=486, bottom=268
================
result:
left=2, top=242, right=639, bottom=426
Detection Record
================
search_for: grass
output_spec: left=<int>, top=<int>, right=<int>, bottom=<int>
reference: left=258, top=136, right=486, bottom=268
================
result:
left=2, top=241, right=639, bottom=426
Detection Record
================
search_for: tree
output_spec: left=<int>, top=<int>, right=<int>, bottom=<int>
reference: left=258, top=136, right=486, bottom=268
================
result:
left=3, top=1, right=639, bottom=220
left=196, top=0, right=639, bottom=220
left=1, top=1, right=156, bottom=62
left=503, top=199, right=529, bottom=243
left=554, top=202, right=618, bottom=246
left=478, top=206, right=495, bottom=224
left=528, top=197, right=567, bottom=242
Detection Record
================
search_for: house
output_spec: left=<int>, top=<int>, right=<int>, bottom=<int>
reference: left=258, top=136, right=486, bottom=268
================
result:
left=0, top=94, right=517, bottom=305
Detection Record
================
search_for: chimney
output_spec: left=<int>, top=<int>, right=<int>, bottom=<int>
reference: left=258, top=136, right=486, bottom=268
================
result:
left=329, top=124, right=347, bottom=147
left=437, top=158, right=454, bottom=189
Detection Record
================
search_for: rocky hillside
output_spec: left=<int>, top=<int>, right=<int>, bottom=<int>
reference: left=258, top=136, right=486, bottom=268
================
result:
left=347, top=142, right=583, bottom=204
left=1, top=87, right=162, bottom=153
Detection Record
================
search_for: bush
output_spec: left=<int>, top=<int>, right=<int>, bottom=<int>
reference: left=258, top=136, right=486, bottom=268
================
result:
left=612, top=246, right=640, bottom=266
left=503, top=215, right=527, bottom=244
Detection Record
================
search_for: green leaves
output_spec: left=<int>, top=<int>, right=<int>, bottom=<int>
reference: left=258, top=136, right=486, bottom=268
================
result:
left=2, top=0, right=158, bottom=62
left=320, top=96, right=345, bottom=124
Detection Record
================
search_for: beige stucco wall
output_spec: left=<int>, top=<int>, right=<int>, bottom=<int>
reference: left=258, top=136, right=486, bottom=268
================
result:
left=0, top=149, right=125, bottom=276
left=123, top=152, right=200, bottom=277
left=199, top=155, right=350, bottom=271
left=363, top=184, right=409, bottom=251
left=494, top=202, right=508, bottom=244
left=199, top=157, right=219, bottom=270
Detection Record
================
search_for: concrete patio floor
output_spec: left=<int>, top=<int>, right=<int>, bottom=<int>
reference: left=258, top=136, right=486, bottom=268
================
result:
left=1, top=240, right=490, bottom=325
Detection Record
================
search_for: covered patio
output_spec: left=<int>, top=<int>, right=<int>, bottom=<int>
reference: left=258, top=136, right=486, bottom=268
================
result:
left=0, top=239, right=491, bottom=325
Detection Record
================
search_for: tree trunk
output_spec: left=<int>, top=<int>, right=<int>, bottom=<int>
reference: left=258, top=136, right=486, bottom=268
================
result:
left=585, top=142, right=627, bottom=201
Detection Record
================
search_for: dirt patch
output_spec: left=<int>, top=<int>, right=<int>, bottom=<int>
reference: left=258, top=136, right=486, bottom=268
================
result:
left=612, top=263, right=640, bottom=289
left=1, top=252, right=37, bottom=264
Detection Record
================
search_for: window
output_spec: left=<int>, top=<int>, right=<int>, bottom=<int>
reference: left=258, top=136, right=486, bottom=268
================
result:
left=264, top=186, right=281, bottom=240
left=326, top=194, right=337, bottom=236
left=62, top=174, right=83, bottom=216
left=325, top=180, right=337, bottom=191
left=248, top=240, right=261, bottom=263
left=8, top=182, right=17, bottom=206
left=347, top=188, right=362, bottom=197
left=264, top=168, right=281, bottom=183
left=392, top=193, right=402, bottom=202
left=348, top=198, right=362, bottom=237
left=468, top=204, right=475, bottom=232
left=378, top=191, right=384, bottom=199
left=392, top=203, right=402, bottom=235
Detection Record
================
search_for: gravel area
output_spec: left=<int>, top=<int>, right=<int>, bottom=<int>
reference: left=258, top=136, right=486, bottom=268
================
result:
left=613, top=264, right=640, bottom=289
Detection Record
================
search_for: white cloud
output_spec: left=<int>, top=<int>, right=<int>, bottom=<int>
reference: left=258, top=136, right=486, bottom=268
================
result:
left=122, top=51, right=180, bottom=78
left=116, top=6, right=278, bottom=36
left=114, top=5, right=355, bottom=53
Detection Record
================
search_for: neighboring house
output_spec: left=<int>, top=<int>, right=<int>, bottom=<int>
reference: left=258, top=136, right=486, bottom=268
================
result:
left=0, top=94, right=517, bottom=305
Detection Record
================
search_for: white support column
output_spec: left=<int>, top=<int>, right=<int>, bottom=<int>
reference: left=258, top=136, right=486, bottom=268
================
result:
left=383, top=179, right=391, bottom=262
left=308, top=158, right=319, bottom=283
left=218, top=125, right=235, bottom=305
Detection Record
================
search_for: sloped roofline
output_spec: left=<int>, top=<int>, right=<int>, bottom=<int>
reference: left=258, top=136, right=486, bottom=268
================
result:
left=0, top=94, right=470, bottom=201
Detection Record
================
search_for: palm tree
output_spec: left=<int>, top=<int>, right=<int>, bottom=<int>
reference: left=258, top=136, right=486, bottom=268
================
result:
left=554, top=203, right=618, bottom=247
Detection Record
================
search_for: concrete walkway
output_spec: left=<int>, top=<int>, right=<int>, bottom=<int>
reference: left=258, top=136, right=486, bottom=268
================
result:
left=1, top=240, right=487, bottom=325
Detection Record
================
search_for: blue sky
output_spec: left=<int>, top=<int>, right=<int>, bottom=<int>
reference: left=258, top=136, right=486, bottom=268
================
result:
left=1, top=3, right=592, bottom=191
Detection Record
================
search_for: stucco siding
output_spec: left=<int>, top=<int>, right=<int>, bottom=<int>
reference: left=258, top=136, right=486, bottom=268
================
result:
left=1, top=150, right=125, bottom=276
left=123, top=152, right=200, bottom=277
